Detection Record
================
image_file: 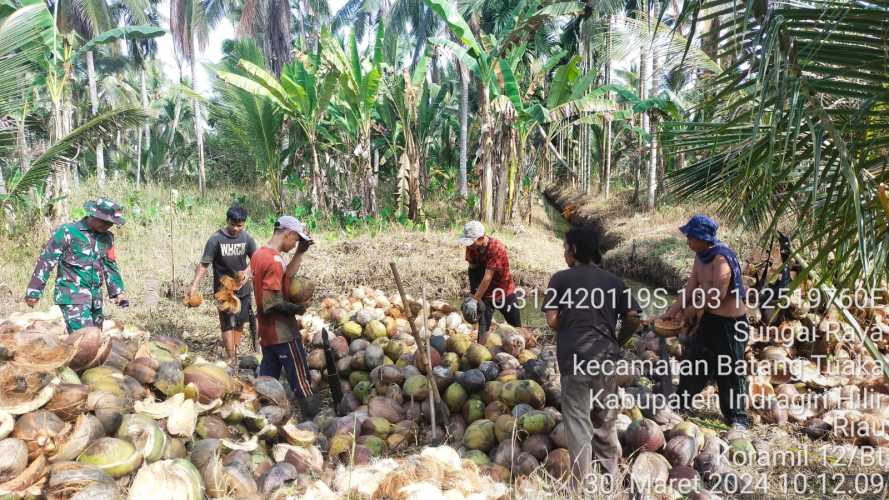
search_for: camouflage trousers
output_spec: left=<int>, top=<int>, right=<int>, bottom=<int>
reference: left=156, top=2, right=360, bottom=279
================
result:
left=59, top=303, right=104, bottom=333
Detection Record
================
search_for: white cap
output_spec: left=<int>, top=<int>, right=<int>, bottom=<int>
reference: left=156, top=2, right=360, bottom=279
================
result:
left=275, top=216, right=313, bottom=242
left=458, top=220, right=485, bottom=246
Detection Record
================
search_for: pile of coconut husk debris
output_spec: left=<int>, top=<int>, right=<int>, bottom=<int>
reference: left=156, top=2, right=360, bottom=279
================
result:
left=3, top=265, right=889, bottom=499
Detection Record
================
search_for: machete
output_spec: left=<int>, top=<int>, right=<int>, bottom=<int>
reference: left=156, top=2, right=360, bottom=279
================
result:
left=322, top=326, right=345, bottom=415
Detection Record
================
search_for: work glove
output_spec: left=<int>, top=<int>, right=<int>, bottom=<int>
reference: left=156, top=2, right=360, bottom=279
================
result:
left=461, top=296, right=479, bottom=324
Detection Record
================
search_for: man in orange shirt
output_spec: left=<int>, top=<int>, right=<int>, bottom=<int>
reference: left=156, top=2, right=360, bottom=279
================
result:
left=251, top=216, right=318, bottom=418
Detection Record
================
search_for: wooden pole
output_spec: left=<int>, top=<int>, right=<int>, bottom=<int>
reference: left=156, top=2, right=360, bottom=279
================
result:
left=389, top=262, right=450, bottom=425
left=422, top=286, right=437, bottom=439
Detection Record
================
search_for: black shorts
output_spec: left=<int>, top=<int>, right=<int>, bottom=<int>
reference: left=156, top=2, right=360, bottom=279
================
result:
left=219, top=293, right=252, bottom=331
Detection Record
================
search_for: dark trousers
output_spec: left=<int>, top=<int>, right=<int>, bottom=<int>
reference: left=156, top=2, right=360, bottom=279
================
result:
left=677, top=312, right=749, bottom=426
left=560, top=374, right=621, bottom=486
left=469, top=267, right=522, bottom=336
left=260, top=339, right=314, bottom=400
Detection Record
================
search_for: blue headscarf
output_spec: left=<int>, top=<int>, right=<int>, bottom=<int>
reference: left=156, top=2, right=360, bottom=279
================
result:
left=680, top=215, right=746, bottom=297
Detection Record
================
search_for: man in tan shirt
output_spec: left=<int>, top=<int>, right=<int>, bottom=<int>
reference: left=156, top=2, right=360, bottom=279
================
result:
left=662, top=215, right=750, bottom=429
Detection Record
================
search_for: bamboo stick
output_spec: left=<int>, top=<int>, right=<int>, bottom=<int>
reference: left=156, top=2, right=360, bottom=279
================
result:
left=389, top=262, right=450, bottom=426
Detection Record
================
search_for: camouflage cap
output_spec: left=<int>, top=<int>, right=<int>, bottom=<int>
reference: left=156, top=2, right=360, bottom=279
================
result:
left=84, top=197, right=125, bottom=225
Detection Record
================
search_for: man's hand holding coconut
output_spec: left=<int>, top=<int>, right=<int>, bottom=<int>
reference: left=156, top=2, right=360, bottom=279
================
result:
left=250, top=216, right=320, bottom=420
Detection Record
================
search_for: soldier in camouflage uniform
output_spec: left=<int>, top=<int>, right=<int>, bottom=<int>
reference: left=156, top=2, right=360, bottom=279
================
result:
left=24, top=198, right=128, bottom=332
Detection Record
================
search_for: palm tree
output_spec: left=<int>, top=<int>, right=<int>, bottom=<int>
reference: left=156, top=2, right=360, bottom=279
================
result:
left=218, top=40, right=338, bottom=211
left=50, top=0, right=149, bottom=186
left=663, top=0, right=889, bottom=296
left=1, top=2, right=149, bottom=223
left=169, top=0, right=226, bottom=194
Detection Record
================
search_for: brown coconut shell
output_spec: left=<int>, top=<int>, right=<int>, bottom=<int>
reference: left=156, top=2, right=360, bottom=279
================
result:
left=13, top=410, right=69, bottom=460
left=66, top=327, right=111, bottom=371
left=45, top=383, right=90, bottom=421
left=184, top=364, right=238, bottom=404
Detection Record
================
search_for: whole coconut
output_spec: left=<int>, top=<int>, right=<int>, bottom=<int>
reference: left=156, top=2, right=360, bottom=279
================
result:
left=663, top=435, right=698, bottom=467
left=544, top=448, right=570, bottom=480
left=521, top=434, right=553, bottom=461
left=463, top=419, right=496, bottom=452
left=456, top=369, right=487, bottom=393
left=622, top=419, right=665, bottom=453
left=668, top=465, right=701, bottom=495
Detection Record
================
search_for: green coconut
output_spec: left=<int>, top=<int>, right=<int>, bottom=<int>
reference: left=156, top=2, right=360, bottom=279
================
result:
left=328, top=435, right=354, bottom=459
left=357, top=435, right=386, bottom=457
left=728, top=438, right=756, bottom=465
left=365, top=320, right=387, bottom=341
left=287, top=276, right=315, bottom=304
left=482, top=381, right=503, bottom=404
left=116, top=414, right=167, bottom=462
left=403, top=375, right=430, bottom=401
left=463, top=419, right=497, bottom=452
left=464, top=449, right=491, bottom=466
left=465, top=344, right=493, bottom=368
left=349, top=371, right=370, bottom=387
left=360, top=417, right=392, bottom=439
left=383, top=340, right=404, bottom=361
left=154, top=362, right=186, bottom=397
left=520, top=410, right=556, bottom=435
left=81, top=367, right=124, bottom=397
left=342, top=321, right=363, bottom=340
left=446, top=334, right=472, bottom=356
left=494, top=415, right=517, bottom=443
left=499, top=379, right=547, bottom=409
left=462, top=399, right=486, bottom=424
left=77, top=437, right=143, bottom=478
left=353, top=381, right=374, bottom=404
left=445, top=383, right=469, bottom=413
left=441, top=352, right=461, bottom=373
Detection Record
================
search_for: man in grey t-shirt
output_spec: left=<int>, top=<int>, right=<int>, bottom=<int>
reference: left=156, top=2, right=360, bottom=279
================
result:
left=188, top=205, right=257, bottom=368
left=543, top=227, right=641, bottom=488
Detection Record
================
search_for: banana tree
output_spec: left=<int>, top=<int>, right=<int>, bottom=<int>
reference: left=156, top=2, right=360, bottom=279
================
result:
left=320, top=24, right=385, bottom=216
left=218, top=42, right=337, bottom=211
left=425, top=0, right=584, bottom=223
left=380, top=49, right=448, bottom=221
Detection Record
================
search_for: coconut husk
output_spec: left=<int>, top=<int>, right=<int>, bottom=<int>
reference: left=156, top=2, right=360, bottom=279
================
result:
left=14, top=410, right=70, bottom=460
left=0, top=364, right=58, bottom=415
left=49, top=413, right=105, bottom=463
left=46, top=461, right=119, bottom=500
left=10, top=330, right=78, bottom=370
left=67, top=327, right=111, bottom=372
left=45, top=383, right=90, bottom=422
left=0, top=411, right=12, bottom=440
left=0, top=453, right=47, bottom=495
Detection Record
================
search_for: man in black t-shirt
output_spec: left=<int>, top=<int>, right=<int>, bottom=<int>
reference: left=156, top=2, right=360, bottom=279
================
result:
left=189, top=205, right=257, bottom=368
left=542, top=227, right=642, bottom=488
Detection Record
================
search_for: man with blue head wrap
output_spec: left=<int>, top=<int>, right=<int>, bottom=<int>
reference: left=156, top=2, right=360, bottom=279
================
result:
left=662, top=214, right=750, bottom=430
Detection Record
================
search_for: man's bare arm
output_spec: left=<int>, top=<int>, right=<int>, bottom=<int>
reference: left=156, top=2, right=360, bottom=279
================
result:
left=473, top=269, right=494, bottom=302
left=545, top=310, right=559, bottom=330
left=189, top=263, right=210, bottom=295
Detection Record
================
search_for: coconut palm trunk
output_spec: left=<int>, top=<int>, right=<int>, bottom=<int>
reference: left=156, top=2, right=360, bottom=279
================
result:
left=457, top=59, right=469, bottom=199
left=139, top=67, right=150, bottom=187
left=86, top=50, right=105, bottom=184
left=602, top=16, right=612, bottom=199
left=646, top=17, right=658, bottom=210
left=190, top=52, right=206, bottom=194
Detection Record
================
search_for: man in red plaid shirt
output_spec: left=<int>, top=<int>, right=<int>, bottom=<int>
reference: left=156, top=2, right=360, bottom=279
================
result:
left=459, top=221, right=521, bottom=343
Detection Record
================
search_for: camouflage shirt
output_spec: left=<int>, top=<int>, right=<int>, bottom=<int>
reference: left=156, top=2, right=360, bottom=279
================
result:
left=26, top=218, right=125, bottom=306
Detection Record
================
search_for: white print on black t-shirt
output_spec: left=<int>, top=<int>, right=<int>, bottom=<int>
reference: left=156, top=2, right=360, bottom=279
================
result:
left=220, top=242, right=247, bottom=257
